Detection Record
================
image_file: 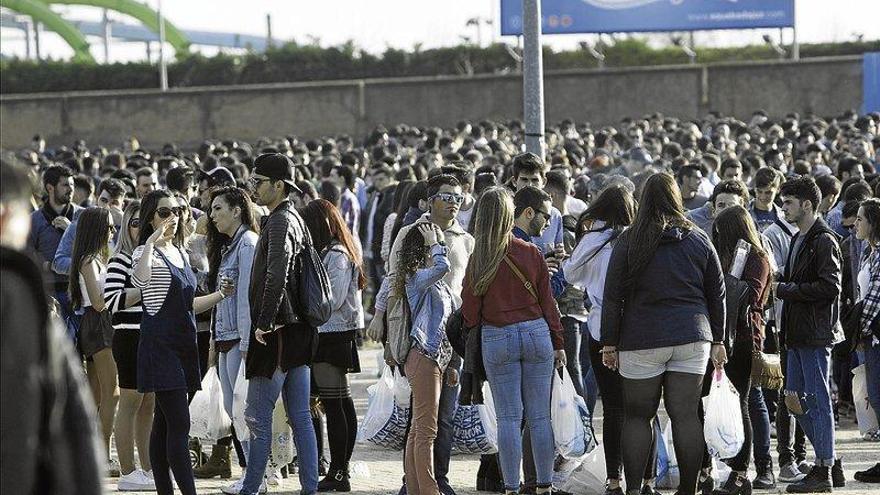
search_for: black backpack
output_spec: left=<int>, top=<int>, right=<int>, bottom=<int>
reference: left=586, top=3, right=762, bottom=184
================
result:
left=296, top=227, right=333, bottom=328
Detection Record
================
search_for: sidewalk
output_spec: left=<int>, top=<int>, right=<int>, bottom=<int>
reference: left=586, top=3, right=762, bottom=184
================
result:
left=106, top=348, right=880, bottom=494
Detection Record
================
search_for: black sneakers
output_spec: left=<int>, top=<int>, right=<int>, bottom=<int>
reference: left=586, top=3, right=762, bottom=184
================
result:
left=699, top=474, right=716, bottom=495
left=854, top=463, right=880, bottom=483
left=713, top=472, right=753, bottom=495
left=786, top=465, right=832, bottom=493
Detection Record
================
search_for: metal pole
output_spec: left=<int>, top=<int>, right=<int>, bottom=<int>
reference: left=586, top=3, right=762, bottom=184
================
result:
left=34, top=21, right=41, bottom=60
left=522, top=0, right=545, bottom=157
left=23, top=19, right=31, bottom=60
left=146, top=41, right=152, bottom=64
left=157, top=0, right=168, bottom=91
left=102, top=9, right=111, bottom=63
left=791, top=3, right=799, bottom=60
left=266, top=13, right=274, bottom=49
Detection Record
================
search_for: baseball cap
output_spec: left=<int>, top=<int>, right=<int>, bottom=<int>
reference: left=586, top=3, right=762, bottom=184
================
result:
left=253, top=153, right=302, bottom=193
left=201, top=166, right=236, bottom=186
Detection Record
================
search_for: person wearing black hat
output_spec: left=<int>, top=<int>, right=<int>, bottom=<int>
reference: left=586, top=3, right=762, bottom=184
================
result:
left=241, top=153, right=317, bottom=495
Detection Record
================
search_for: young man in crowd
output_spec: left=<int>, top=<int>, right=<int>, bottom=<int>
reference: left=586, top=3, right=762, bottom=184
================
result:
left=776, top=177, right=846, bottom=493
left=245, top=153, right=318, bottom=495
left=677, top=164, right=709, bottom=211
left=750, top=167, right=784, bottom=232
left=686, top=179, right=751, bottom=234
left=370, top=174, right=474, bottom=495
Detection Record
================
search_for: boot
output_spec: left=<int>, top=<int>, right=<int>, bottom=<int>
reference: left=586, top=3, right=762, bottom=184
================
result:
left=712, top=472, right=752, bottom=495
left=752, top=460, right=776, bottom=489
left=193, top=443, right=232, bottom=479
left=831, top=459, right=845, bottom=488
left=317, top=468, right=351, bottom=492
left=786, top=465, right=831, bottom=493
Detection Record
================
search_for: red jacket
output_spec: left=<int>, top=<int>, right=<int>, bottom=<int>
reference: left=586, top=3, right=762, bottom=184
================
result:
left=462, top=236, right=564, bottom=350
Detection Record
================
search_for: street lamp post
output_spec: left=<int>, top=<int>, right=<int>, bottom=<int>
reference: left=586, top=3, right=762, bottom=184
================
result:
left=522, top=0, right=545, bottom=157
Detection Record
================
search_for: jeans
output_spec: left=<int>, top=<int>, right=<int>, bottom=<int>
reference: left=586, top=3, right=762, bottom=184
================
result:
left=435, top=361, right=460, bottom=492
left=217, top=343, right=249, bottom=466
left=482, top=318, right=555, bottom=492
left=863, top=338, right=880, bottom=425
left=786, top=347, right=835, bottom=465
left=748, top=387, right=772, bottom=468
left=243, top=366, right=318, bottom=495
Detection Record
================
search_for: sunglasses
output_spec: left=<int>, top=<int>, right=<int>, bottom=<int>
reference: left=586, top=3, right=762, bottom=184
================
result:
left=157, top=206, right=183, bottom=219
left=535, top=209, right=552, bottom=222
left=432, top=192, right=464, bottom=205
left=248, top=176, right=272, bottom=188
left=129, top=218, right=141, bottom=229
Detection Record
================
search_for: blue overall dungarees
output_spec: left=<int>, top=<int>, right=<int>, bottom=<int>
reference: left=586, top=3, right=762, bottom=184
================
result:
left=137, top=248, right=200, bottom=393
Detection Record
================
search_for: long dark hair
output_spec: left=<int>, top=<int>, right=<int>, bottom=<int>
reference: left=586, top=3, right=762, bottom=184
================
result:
left=860, top=198, right=880, bottom=245
left=623, top=173, right=694, bottom=289
left=69, top=207, right=113, bottom=309
left=138, top=189, right=184, bottom=247
left=392, top=180, right=426, bottom=242
left=206, top=186, right=260, bottom=290
left=576, top=185, right=636, bottom=240
left=712, top=205, right=768, bottom=272
left=392, top=226, right=432, bottom=298
left=300, top=199, right=368, bottom=290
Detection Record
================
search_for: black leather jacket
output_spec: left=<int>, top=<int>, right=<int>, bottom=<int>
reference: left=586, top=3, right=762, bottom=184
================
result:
left=249, top=200, right=307, bottom=331
left=777, top=218, right=843, bottom=348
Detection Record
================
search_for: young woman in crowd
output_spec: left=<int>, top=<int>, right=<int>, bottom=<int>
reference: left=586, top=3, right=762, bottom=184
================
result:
left=563, top=185, right=658, bottom=495
left=705, top=205, right=772, bottom=495
left=853, top=198, right=880, bottom=483
left=104, top=200, right=157, bottom=491
left=205, top=187, right=260, bottom=495
left=461, top=187, right=566, bottom=495
left=300, top=198, right=366, bottom=492
left=854, top=198, right=880, bottom=438
left=397, top=223, right=457, bottom=495
left=600, top=173, right=726, bottom=495
left=132, top=190, right=233, bottom=495
left=70, top=206, right=119, bottom=472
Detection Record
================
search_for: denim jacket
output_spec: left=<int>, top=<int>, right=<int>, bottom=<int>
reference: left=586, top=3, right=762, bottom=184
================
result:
left=406, top=244, right=456, bottom=361
left=318, top=244, right=365, bottom=333
left=214, top=225, right=258, bottom=352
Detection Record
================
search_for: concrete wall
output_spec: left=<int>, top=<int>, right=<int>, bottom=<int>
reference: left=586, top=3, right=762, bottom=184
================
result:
left=0, top=56, right=863, bottom=150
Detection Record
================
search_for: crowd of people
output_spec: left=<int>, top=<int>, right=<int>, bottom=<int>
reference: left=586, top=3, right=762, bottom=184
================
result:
left=2, top=108, right=880, bottom=495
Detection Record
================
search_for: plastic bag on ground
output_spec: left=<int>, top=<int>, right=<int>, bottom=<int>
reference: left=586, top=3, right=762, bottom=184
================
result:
left=453, top=382, right=498, bottom=454
left=232, top=364, right=249, bottom=442
left=702, top=370, right=744, bottom=459
left=357, top=365, right=410, bottom=450
left=551, top=369, right=598, bottom=459
left=561, top=442, right=606, bottom=495
left=852, top=364, right=879, bottom=436
left=189, top=368, right=232, bottom=444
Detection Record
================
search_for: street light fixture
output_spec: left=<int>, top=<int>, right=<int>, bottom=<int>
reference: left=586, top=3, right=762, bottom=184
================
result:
left=672, top=35, right=696, bottom=64
left=763, top=34, right=787, bottom=59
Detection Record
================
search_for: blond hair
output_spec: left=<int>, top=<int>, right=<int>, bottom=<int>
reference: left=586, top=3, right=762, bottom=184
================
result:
left=469, top=187, right=514, bottom=295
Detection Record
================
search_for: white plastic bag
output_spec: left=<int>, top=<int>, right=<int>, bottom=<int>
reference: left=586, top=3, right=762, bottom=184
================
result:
left=853, top=364, right=879, bottom=436
left=702, top=370, right=744, bottom=459
left=392, top=367, right=412, bottom=409
left=551, top=369, right=597, bottom=459
left=357, top=365, right=410, bottom=450
left=561, top=443, right=606, bottom=495
left=189, top=368, right=232, bottom=443
left=453, top=382, right=498, bottom=454
left=271, top=397, right=294, bottom=466
left=231, top=364, right=249, bottom=442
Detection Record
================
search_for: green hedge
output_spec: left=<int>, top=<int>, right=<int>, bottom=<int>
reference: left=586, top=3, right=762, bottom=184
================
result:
left=1, top=38, right=877, bottom=94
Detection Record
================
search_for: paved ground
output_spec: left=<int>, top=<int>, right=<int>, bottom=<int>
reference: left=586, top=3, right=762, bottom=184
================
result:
left=106, top=347, right=880, bottom=494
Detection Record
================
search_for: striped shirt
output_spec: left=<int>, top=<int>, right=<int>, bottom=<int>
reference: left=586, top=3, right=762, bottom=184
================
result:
left=132, top=245, right=188, bottom=317
left=103, top=252, right=143, bottom=331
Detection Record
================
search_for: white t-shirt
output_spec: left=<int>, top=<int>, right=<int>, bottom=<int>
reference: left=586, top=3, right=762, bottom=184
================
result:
left=79, top=260, right=107, bottom=308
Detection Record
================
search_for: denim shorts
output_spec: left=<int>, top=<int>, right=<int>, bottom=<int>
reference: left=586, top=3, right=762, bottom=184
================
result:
left=618, top=341, right=710, bottom=379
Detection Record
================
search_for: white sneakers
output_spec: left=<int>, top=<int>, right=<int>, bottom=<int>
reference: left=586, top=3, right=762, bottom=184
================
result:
left=221, top=471, right=268, bottom=495
left=117, top=469, right=156, bottom=491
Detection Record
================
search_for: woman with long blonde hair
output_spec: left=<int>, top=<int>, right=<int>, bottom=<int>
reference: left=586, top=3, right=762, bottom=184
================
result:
left=461, top=187, right=566, bottom=495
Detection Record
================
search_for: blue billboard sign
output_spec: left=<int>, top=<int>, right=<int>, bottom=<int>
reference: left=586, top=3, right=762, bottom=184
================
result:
left=500, top=0, right=795, bottom=35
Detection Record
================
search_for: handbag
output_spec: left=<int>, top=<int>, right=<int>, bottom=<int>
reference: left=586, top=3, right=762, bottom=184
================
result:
left=750, top=350, right=784, bottom=390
